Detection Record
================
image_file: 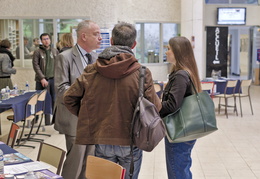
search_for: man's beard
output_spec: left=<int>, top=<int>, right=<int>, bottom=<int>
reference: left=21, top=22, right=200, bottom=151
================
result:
left=43, top=44, right=50, bottom=49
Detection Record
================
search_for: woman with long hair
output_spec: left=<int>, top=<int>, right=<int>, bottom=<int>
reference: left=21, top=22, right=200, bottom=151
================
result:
left=160, top=36, right=201, bottom=179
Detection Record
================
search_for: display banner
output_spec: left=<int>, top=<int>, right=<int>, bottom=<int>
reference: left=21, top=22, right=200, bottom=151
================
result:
left=206, top=26, right=228, bottom=77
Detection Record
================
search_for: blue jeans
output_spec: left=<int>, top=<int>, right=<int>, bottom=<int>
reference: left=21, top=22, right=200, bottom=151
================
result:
left=95, top=144, right=142, bottom=179
left=165, top=137, right=196, bottom=179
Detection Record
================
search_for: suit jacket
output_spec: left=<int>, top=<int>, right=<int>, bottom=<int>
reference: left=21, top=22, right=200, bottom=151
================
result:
left=53, top=45, right=97, bottom=136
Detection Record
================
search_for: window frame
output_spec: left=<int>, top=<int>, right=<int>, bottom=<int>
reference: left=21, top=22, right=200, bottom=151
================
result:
left=0, top=17, right=88, bottom=68
left=135, top=22, right=180, bottom=64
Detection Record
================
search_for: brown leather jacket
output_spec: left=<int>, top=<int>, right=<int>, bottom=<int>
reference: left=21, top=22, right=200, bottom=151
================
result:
left=64, top=52, right=161, bottom=146
left=32, top=46, right=59, bottom=82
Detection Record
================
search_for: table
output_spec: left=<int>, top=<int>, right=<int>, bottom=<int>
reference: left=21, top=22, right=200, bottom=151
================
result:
left=201, top=78, right=240, bottom=94
left=154, top=81, right=167, bottom=98
left=0, top=91, right=52, bottom=135
left=0, top=142, right=63, bottom=178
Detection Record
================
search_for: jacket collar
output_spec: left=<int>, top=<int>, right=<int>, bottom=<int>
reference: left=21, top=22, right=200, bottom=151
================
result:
left=72, top=46, right=84, bottom=74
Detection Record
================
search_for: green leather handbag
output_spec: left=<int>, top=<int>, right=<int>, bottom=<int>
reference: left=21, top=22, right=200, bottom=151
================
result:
left=163, top=76, right=218, bottom=143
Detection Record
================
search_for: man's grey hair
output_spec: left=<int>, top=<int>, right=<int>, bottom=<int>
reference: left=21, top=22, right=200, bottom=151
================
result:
left=76, top=20, right=95, bottom=38
left=112, top=22, right=136, bottom=48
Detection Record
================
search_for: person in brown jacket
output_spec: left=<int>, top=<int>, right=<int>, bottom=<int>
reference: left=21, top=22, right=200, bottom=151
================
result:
left=32, top=33, right=59, bottom=125
left=63, top=22, right=161, bottom=179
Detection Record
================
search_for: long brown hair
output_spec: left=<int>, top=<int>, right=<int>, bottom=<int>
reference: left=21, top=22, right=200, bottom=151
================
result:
left=168, top=36, right=201, bottom=92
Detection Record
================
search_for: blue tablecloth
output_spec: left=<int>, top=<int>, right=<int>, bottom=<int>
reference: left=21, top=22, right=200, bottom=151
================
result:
left=0, top=142, right=20, bottom=154
left=0, top=142, right=33, bottom=165
left=154, top=82, right=164, bottom=98
left=0, top=91, right=52, bottom=123
left=201, top=78, right=240, bottom=94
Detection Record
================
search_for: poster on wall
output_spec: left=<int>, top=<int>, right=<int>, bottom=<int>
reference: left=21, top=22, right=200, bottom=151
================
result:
left=257, top=49, right=260, bottom=63
left=206, top=26, right=228, bottom=77
left=96, top=29, right=111, bottom=54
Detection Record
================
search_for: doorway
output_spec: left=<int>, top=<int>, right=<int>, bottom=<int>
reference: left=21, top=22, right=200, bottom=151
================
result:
left=228, top=26, right=250, bottom=80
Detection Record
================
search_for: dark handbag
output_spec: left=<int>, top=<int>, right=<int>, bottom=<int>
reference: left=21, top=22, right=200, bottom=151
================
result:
left=163, top=73, right=218, bottom=143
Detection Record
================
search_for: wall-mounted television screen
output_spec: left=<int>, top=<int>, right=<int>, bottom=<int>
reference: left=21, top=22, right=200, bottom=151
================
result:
left=217, top=7, right=246, bottom=25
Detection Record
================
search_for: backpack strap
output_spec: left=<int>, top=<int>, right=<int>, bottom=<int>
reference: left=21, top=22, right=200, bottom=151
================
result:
left=139, top=65, right=146, bottom=97
left=129, top=65, right=146, bottom=179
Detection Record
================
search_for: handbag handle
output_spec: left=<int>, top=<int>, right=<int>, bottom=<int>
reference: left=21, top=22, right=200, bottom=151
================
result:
left=163, top=70, right=199, bottom=116
left=184, top=70, right=199, bottom=96
left=165, top=70, right=198, bottom=96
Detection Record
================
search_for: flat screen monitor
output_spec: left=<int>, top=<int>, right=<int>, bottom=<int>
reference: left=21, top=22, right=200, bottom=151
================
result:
left=217, top=7, right=246, bottom=25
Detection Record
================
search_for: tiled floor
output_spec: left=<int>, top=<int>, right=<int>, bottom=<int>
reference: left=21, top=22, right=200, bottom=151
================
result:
left=0, top=85, right=259, bottom=179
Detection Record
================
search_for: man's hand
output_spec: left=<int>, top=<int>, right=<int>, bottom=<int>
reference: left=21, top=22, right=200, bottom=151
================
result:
left=41, top=78, right=49, bottom=88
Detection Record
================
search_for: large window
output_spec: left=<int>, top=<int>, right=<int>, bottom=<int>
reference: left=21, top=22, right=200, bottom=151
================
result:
left=0, top=18, right=86, bottom=67
left=135, top=22, right=180, bottom=63
left=205, top=0, right=258, bottom=4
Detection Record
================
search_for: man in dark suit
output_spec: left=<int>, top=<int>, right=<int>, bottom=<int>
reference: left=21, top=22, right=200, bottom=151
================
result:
left=53, top=20, right=102, bottom=179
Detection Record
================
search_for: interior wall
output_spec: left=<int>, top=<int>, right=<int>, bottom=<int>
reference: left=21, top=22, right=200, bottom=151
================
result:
left=0, top=0, right=181, bottom=82
left=240, top=34, right=249, bottom=76
left=181, top=0, right=204, bottom=79
left=0, top=0, right=181, bottom=25
left=11, top=68, right=36, bottom=91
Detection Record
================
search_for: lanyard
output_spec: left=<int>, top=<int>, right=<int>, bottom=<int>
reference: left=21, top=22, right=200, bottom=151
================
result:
left=76, top=44, right=89, bottom=66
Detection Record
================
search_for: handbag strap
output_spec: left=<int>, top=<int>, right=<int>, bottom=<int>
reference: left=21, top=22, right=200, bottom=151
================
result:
left=164, top=70, right=197, bottom=97
left=129, top=65, right=146, bottom=179
left=162, top=70, right=198, bottom=115
left=184, top=70, right=199, bottom=96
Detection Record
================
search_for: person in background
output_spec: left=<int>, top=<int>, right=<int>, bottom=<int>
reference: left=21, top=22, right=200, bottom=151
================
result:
left=53, top=20, right=102, bottom=179
left=0, top=39, right=16, bottom=89
left=30, top=37, right=40, bottom=52
left=58, top=33, right=74, bottom=53
left=63, top=22, right=161, bottom=179
left=32, top=33, right=59, bottom=125
left=159, top=36, right=202, bottom=179
left=56, top=41, right=61, bottom=53
left=16, top=37, right=31, bottom=59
